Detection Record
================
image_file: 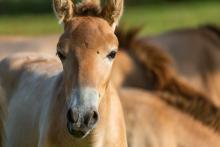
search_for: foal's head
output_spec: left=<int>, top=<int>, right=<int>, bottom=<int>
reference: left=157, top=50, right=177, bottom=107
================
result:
left=53, top=0, right=123, bottom=138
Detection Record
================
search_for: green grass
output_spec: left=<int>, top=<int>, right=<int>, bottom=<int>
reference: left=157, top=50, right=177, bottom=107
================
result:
left=122, top=1, right=220, bottom=35
left=0, top=14, right=62, bottom=36
left=0, top=1, right=220, bottom=36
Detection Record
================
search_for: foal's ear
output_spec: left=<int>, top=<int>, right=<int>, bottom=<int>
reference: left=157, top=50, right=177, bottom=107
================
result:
left=53, top=0, right=74, bottom=23
left=102, top=0, right=124, bottom=31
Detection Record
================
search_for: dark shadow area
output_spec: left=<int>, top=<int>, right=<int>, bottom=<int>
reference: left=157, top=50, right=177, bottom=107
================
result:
left=0, top=1, right=52, bottom=15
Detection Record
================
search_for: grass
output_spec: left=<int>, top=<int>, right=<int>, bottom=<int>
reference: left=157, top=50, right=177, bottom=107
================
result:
left=0, top=15, right=61, bottom=36
left=122, top=1, right=220, bottom=35
left=0, top=1, right=220, bottom=36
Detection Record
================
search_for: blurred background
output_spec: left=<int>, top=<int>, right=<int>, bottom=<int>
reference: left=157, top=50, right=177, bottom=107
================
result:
left=0, top=0, right=220, bottom=36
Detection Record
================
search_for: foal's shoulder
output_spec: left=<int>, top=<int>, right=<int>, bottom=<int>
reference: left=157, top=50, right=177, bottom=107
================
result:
left=0, top=53, right=61, bottom=100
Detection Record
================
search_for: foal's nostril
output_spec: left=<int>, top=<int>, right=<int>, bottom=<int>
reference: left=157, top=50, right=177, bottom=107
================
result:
left=92, top=111, right=98, bottom=122
left=84, top=110, right=99, bottom=128
left=67, top=109, right=79, bottom=123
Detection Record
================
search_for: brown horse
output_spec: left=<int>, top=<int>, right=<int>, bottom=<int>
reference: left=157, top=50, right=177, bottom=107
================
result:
left=113, top=26, right=220, bottom=133
left=0, top=0, right=127, bottom=146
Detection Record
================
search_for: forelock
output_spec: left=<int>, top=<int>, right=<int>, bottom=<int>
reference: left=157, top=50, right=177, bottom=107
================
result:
left=75, top=2, right=101, bottom=17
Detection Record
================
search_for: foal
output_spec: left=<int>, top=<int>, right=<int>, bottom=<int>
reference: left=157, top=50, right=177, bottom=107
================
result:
left=113, top=27, right=220, bottom=133
left=0, top=0, right=127, bottom=147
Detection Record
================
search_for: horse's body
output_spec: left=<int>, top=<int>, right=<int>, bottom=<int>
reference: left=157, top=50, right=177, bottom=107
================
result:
left=119, top=88, right=220, bottom=147
left=143, top=25, right=220, bottom=106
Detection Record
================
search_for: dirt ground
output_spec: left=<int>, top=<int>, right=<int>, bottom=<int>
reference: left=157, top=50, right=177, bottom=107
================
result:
left=0, top=35, right=59, bottom=60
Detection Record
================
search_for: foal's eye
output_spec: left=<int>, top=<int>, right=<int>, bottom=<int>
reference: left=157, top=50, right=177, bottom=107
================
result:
left=107, top=51, right=117, bottom=60
left=56, top=51, right=66, bottom=60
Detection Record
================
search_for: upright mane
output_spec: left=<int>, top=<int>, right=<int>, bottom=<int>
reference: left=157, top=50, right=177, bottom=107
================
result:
left=75, top=1, right=101, bottom=16
left=200, top=24, right=220, bottom=39
left=115, top=26, right=141, bottom=49
left=115, top=26, right=174, bottom=89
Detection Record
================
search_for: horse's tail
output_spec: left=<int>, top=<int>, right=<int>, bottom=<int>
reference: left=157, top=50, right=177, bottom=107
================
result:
left=0, top=81, right=5, bottom=147
left=200, top=24, right=220, bottom=38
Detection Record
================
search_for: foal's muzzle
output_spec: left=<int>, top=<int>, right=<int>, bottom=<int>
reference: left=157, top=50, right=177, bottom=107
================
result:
left=67, top=108, right=99, bottom=138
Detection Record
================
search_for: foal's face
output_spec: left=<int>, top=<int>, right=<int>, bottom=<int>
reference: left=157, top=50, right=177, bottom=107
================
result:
left=57, top=17, right=118, bottom=138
